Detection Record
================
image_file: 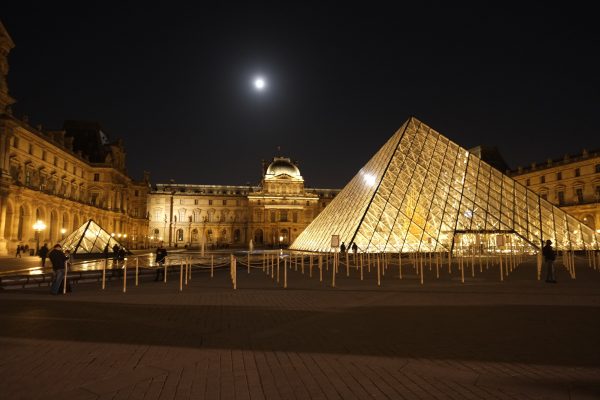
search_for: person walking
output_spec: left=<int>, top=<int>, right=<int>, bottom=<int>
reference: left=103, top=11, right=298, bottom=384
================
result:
left=542, top=239, right=557, bottom=283
left=155, top=241, right=168, bottom=281
left=38, top=243, right=49, bottom=268
left=49, top=244, right=69, bottom=294
left=15, top=244, right=22, bottom=258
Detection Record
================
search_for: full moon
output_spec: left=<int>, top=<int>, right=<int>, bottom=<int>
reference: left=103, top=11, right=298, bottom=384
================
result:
left=253, top=77, right=266, bottom=90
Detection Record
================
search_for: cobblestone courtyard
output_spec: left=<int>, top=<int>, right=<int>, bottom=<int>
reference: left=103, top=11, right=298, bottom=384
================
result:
left=1, top=260, right=599, bottom=399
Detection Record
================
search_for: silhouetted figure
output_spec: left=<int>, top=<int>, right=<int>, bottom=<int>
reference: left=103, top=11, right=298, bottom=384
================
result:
left=542, top=239, right=557, bottom=283
left=351, top=242, right=358, bottom=254
left=340, top=241, right=346, bottom=253
left=15, top=244, right=22, bottom=258
left=49, top=244, right=70, bottom=294
left=38, top=243, right=49, bottom=267
left=155, top=242, right=168, bottom=281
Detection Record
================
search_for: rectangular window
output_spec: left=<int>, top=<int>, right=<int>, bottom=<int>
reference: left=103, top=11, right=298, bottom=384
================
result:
left=293, top=212, right=298, bottom=223
left=596, top=186, right=600, bottom=200
left=526, top=179, right=530, bottom=186
left=135, top=190, right=139, bottom=197
left=280, top=210, right=288, bottom=222
left=575, top=168, right=580, bottom=177
left=270, top=211, right=276, bottom=222
left=54, top=156, right=58, bottom=166
left=94, top=173, right=100, bottom=181
left=208, top=200, right=213, bottom=205
left=42, top=151, right=47, bottom=161
left=557, top=191, right=565, bottom=205
left=222, top=199, right=227, bottom=205
left=236, top=199, right=240, bottom=206
left=28, top=144, right=33, bottom=154
left=91, top=192, right=99, bottom=206
left=576, top=188, right=584, bottom=203
left=557, top=172, right=562, bottom=180
left=194, top=199, right=198, bottom=205
left=541, top=175, right=545, bottom=184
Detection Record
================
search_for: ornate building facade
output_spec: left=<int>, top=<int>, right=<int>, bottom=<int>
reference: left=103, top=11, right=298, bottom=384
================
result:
left=508, top=149, right=600, bottom=232
left=0, top=21, right=149, bottom=255
left=147, top=157, right=340, bottom=248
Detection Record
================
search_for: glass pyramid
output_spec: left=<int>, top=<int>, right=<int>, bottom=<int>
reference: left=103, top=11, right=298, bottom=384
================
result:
left=60, top=219, right=129, bottom=257
left=291, top=117, right=600, bottom=253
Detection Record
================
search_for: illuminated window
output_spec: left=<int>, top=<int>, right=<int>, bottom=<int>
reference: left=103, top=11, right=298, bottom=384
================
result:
left=177, top=229, right=184, bottom=241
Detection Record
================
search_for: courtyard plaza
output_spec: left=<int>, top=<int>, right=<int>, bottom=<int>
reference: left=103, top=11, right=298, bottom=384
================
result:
left=0, top=250, right=599, bottom=400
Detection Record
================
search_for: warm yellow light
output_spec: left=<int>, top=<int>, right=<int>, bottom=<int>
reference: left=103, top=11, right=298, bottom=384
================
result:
left=33, top=220, right=46, bottom=231
left=61, top=228, right=67, bottom=234
left=279, top=236, right=284, bottom=242
left=123, top=234, right=127, bottom=238
left=111, top=233, right=115, bottom=237
left=363, top=173, right=376, bottom=187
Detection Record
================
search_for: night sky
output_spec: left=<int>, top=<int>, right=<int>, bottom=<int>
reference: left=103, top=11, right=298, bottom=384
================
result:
left=2, top=3, right=599, bottom=188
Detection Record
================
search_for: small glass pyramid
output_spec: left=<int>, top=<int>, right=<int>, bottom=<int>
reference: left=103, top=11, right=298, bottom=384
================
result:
left=60, top=219, right=129, bottom=257
left=291, top=118, right=600, bottom=253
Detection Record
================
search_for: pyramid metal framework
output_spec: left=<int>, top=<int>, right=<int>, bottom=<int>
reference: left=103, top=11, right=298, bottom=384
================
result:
left=291, top=118, right=599, bottom=253
left=61, top=219, right=128, bottom=256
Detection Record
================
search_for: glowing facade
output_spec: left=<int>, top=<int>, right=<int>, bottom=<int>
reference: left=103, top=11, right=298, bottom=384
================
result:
left=291, top=117, right=600, bottom=253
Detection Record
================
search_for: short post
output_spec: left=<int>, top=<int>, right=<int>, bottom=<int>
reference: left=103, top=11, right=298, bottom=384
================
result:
left=211, top=255, right=214, bottom=278
left=102, top=258, right=106, bottom=290
left=164, top=258, right=168, bottom=283
left=179, top=260, right=183, bottom=292
left=184, top=257, right=188, bottom=285
left=123, top=259, right=127, bottom=293
left=188, top=256, right=192, bottom=281
left=135, top=257, right=139, bottom=287
left=376, top=256, right=381, bottom=287
left=248, top=252, right=250, bottom=274
left=63, top=260, right=68, bottom=294
left=332, top=254, right=336, bottom=288
left=319, top=255, right=323, bottom=282
left=284, top=257, right=288, bottom=288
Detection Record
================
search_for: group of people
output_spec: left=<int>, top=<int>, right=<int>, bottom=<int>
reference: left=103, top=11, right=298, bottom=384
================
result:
left=15, top=243, right=30, bottom=257
left=339, top=241, right=358, bottom=254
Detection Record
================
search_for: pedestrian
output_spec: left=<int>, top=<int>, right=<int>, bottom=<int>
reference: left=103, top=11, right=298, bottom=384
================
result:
left=155, top=241, right=168, bottom=281
left=542, top=239, right=557, bottom=283
left=340, top=241, right=346, bottom=253
left=38, top=243, right=49, bottom=267
left=351, top=242, right=358, bottom=254
left=103, top=243, right=109, bottom=260
left=112, top=243, right=120, bottom=262
left=15, top=244, right=22, bottom=258
left=49, top=244, right=70, bottom=294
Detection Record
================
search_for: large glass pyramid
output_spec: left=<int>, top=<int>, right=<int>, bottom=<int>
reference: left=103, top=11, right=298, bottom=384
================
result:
left=60, top=219, right=129, bottom=257
left=291, top=117, right=600, bottom=253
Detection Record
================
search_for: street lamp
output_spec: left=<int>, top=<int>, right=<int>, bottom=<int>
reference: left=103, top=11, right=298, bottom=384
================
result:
left=60, top=228, right=67, bottom=240
left=33, top=220, right=46, bottom=255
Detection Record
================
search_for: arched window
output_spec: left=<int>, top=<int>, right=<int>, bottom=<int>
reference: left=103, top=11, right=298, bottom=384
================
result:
left=177, top=229, right=184, bottom=241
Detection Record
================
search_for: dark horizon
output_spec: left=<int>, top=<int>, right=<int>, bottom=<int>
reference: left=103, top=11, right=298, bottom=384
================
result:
left=2, top=3, right=599, bottom=188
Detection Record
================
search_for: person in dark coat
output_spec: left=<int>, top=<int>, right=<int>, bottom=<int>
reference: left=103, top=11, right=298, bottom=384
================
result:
left=49, top=244, right=70, bottom=294
left=351, top=242, right=358, bottom=254
left=15, top=244, right=22, bottom=258
left=542, top=239, right=557, bottom=283
left=38, top=243, right=49, bottom=267
left=154, top=242, right=168, bottom=281
left=340, top=241, right=346, bottom=253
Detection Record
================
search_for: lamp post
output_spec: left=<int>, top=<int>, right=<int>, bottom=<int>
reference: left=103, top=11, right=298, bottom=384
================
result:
left=60, top=228, right=67, bottom=240
left=33, top=220, right=46, bottom=255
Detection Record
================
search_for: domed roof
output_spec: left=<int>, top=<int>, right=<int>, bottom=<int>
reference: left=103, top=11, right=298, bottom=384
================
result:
left=265, top=157, right=301, bottom=178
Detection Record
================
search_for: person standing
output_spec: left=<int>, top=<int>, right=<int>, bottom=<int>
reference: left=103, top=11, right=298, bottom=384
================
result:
left=15, top=244, right=22, bottom=258
left=351, top=242, right=358, bottom=254
left=38, top=243, right=49, bottom=268
left=542, top=239, right=557, bottom=283
left=340, top=241, right=346, bottom=253
left=155, top=242, right=168, bottom=281
left=49, top=244, right=69, bottom=294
